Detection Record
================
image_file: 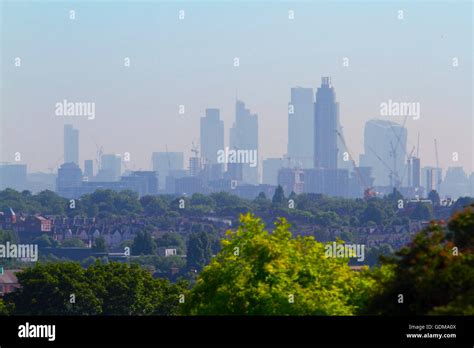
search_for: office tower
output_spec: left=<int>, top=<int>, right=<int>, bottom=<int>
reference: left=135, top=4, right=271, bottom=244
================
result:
left=411, top=157, right=421, bottom=187
left=422, top=166, right=442, bottom=194
left=441, top=166, right=469, bottom=199
left=84, top=160, right=94, bottom=181
left=200, top=108, right=224, bottom=166
left=314, top=77, right=339, bottom=170
left=56, top=162, right=82, bottom=198
left=152, top=152, right=184, bottom=189
left=288, top=87, right=314, bottom=168
left=175, top=176, right=204, bottom=196
left=189, top=157, right=201, bottom=177
left=304, top=167, right=350, bottom=198
left=0, top=164, right=27, bottom=191
left=359, top=119, right=407, bottom=187
left=121, top=171, right=158, bottom=197
left=230, top=100, right=259, bottom=184
left=165, top=169, right=187, bottom=194
left=96, top=154, right=121, bottom=181
left=26, top=172, right=56, bottom=193
left=277, top=168, right=305, bottom=195
left=64, top=124, right=79, bottom=165
left=263, top=158, right=284, bottom=185
left=225, top=163, right=243, bottom=181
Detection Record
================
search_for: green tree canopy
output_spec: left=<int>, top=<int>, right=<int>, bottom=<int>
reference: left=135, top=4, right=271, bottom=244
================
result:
left=186, top=231, right=212, bottom=272
left=365, top=206, right=474, bottom=315
left=182, top=213, right=374, bottom=315
left=132, top=231, right=157, bottom=256
left=4, top=261, right=186, bottom=315
left=272, top=185, right=286, bottom=207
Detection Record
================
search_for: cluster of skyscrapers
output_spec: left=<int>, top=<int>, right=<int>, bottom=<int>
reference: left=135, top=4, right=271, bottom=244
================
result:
left=1, top=76, right=473, bottom=200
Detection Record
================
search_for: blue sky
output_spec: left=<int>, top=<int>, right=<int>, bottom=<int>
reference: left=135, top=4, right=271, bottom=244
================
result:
left=1, top=0, right=472, bottom=175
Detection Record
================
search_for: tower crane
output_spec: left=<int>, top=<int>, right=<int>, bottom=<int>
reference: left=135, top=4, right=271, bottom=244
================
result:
left=336, top=130, right=375, bottom=199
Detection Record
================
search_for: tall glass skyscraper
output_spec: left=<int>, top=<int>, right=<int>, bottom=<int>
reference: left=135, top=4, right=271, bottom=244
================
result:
left=288, top=87, right=314, bottom=169
left=64, top=124, right=79, bottom=165
left=230, top=100, right=259, bottom=184
left=314, top=77, right=339, bottom=170
left=200, top=108, right=224, bottom=166
left=152, top=152, right=184, bottom=189
left=360, top=119, right=407, bottom=187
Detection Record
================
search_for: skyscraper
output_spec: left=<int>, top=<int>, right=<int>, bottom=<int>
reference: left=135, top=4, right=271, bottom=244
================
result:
left=360, top=119, right=407, bottom=187
left=64, top=124, right=79, bottom=165
left=152, top=152, right=184, bottom=189
left=84, top=160, right=94, bottom=181
left=230, top=100, right=259, bottom=184
left=288, top=87, right=314, bottom=168
left=96, top=154, right=121, bottom=181
left=56, top=162, right=82, bottom=198
left=0, top=164, right=27, bottom=191
left=200, top=108, right=224, bottom=166
left=263, top=158, right=284, bottom=185
left=314, top=77, right=339, bottom=170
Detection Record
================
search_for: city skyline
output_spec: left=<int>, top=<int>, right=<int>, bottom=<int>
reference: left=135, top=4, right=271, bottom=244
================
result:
left=1, top=1, right=472, bottom=176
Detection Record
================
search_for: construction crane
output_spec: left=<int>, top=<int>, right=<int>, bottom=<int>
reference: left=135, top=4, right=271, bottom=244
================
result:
left=401, top=145, right=416, bottom=186
left=367, top=145, right=400, bottom=188
left=191, top=141, right=199, bottom=158
left=336, top=130, right=375, bottom=199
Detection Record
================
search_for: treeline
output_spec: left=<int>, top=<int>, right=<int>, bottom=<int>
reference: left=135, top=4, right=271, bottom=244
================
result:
left=1, top=203, right=473, bottom=316
left=2, top=188, right=472, bottom=227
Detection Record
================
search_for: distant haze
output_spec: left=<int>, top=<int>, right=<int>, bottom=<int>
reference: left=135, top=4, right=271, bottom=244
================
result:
left=1, top=1, right=472, bottom=175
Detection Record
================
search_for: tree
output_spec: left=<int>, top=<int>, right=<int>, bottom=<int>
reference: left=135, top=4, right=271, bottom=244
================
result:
left=272, top=185, right=285, bottom=206
left=448, top=204, right=474, bottom=250
left=387, top=188, right=403, bottom=203
left=4, top=261, right=186, bottom=315
left=253, top=192, right=271, bottom=211
left=451, top=197, right=474, bottom=215
left=427, top=190, right=440, bottom=206
left=410, top=202, right=433, bottom=221
left=140, top=195, right=168, bottom=215
left=360, top=203, right=383, bottom=225
left=92, top=236, right=108, bottom=253
left=0, top=229, right=19, bottom=244
left=156, top=232, right=185, bottom=255
left=132, top=231, right=157, bottom=255
left=33, top=234, right=59, bottom=248
left=61, top=238, right=86, bottom=248
left=186, top=231, right=212, bottom=272
left=182, top=213, right=374, bottom=315
left=364, top=208, right=474, bottom=315
left=4, top=262, right=101, bottom=315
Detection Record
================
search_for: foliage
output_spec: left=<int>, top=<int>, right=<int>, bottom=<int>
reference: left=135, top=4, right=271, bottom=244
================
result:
left=92, top=236, right=108, bottom=253
left=272, top=185, right=286, bottom=206
left=364, top=206, right=474, bottom=315
left=61, top=238, right=86, bottom=248
left=182, top=213, right=374, bottom=315
left=4, top=261, right=187, bottom=315
left=186, top=231, right=212, bottom=272
left=156, top=232, right=186, bottom=255
left=132, top=231, right=157, bottom=256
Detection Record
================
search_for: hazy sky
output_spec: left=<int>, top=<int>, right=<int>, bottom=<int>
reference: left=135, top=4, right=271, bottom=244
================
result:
left=1, top=0, right=472, bottom=177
